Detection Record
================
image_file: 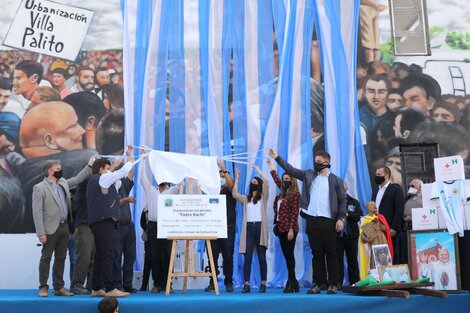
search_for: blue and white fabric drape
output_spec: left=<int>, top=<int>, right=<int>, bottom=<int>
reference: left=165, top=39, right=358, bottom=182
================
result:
left=122, top=0, right=370, bottom=287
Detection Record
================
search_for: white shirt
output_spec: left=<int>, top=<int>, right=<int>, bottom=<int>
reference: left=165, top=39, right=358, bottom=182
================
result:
left=141, top=158, right=180, bottom=222
left=375, top=181, right=390, bottom=211
left=246, top=201, right=262, bottom=222
left=99, top=162, right=133, bottom=191
left=305, top=172, right=331, bottom=218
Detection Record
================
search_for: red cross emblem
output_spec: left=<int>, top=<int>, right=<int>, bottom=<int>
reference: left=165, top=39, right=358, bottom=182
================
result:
left=421, top=214, right=428, bottom=220
left=444, top=163, right=450, bottom=168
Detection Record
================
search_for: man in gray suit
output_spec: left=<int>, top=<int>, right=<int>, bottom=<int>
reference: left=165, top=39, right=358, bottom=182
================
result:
left=33, top=158, right=93, bottom=297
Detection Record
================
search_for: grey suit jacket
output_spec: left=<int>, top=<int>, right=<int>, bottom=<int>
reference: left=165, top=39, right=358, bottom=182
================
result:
left=32, top=165, right=91, bottom=236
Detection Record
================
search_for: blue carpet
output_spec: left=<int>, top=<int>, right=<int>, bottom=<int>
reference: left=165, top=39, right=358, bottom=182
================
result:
left=0, top=288, right=469, bottom=313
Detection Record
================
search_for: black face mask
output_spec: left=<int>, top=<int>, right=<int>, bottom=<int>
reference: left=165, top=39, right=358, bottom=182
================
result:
left=314, top=162, right=330, bottom=172
left=374, top=175, right=385, bottom=185
left=52, top=169, right=63, bottom=179
left=249, top=183, right=259, bottom=193
left=282, top=181, right=292, bottom=190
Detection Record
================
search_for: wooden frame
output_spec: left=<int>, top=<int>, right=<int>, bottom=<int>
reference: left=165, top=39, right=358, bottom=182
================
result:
left=378, top=264, right=410, bottom=282
left=408, top=229, right=461, bottom=291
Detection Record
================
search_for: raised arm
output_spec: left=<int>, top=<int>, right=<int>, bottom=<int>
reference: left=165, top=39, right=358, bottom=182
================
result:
left=66, top=155, right=94, bottom=188
left=269, top=148, right=305, bottom=181
left=231, top=168, right=247, bottom=204
left=218, top=159, right=234, bottom=190
left=252, top=164, right=269, bottom=202
left=267, top=158, right=282, bottom=189
left=139, top=154, right=153, bottom=193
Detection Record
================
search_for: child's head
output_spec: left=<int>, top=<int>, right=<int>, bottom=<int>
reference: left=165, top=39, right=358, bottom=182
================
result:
left=98, top=297, right=118, bottom=313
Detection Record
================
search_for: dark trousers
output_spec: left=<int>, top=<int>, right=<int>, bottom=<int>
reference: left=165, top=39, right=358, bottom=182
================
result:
left=148, top=222, right=171, bottom=288
left=141, top=240, right=152, bottom=289
left=72, top=223, right=94, bottom=289
left=279, top=231, right=298, bottom=280
left=39, top=223, right=69, bottom=290
left=306, top=216, right=339, bottom=287
left=90, top=220, right=118, bottom=292
left=244, top=222, right=267, bottom=282
left=114, top=222, right=136, bottom=289
left=336, top=236, right=360, bottom=285
left=208, top=226, right=235, bottom=285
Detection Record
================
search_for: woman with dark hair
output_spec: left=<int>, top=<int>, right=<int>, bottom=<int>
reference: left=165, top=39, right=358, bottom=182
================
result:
left=233, top=164, right=269, bottom=293
left=267, top=159, right=300, bottom=293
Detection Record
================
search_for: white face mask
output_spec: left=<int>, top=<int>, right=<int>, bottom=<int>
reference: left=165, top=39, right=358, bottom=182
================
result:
left=106, top=170, right=112, bottom=174
left=407, top=187, right=418, bottom=195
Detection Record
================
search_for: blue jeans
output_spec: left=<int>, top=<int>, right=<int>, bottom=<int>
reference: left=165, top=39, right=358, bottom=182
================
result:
left=244, top=222, right=267, bottom=282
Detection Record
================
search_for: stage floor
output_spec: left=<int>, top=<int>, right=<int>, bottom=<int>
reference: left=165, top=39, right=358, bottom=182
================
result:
left=0, top=288, right=469, bottom=313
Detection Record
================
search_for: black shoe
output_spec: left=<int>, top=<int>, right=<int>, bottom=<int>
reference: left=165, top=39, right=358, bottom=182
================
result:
left=327, top=285, right=338, bottom=294
left=307, top=284, right=321, bottom=294
left=283, top=280, right=292, bottom=293
left=205, top=283, right=215, bottom=292
left=124, top=287, right=137, bottom=294
left=259, top=284, right=266, bottom=293
left=242, top=284, right=250, bottom=293
left=226, top=284, right=234, bottom=292
left=139, top=286, right=147, bottom=292
left=336, top=283, right=343, bottom=291
left=71, top=285, right=90, bottom=295
left=292, top=279, right=300, bottom=293
left=151, top=286, right=160, bottom=294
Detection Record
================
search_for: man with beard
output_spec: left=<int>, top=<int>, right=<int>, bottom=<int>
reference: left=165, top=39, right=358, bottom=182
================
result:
left=18, top=101, right=96, bottom=232
left=418, top=248, right=457, bottom=290
left=70, top=67, right=96, bottom=93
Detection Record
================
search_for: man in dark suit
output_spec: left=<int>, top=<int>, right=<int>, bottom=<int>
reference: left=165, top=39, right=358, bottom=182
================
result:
left=270, top=149, right=346, bottom=295
left=371, top=166, right=405, bottom=260
left=32, top=158, right=92, bottom=297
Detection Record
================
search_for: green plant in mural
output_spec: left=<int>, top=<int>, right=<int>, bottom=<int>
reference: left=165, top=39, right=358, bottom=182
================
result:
left=379, top=38, right=394, bottom=65
left=445, top=31, right=470, bottom=50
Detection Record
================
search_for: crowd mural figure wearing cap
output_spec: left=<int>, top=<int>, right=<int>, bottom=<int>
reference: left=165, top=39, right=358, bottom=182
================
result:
left=0, top=110, right=25, bottom=232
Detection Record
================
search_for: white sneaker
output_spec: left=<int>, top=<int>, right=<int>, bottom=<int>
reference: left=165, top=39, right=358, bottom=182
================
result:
left=105, top=289, right=129, bottom=298
left=91, top=289, right=106, bottom=297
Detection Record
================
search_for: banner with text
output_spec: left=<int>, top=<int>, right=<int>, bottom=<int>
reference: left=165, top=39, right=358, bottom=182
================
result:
left=3, top=0, right=93, bottom=60
left=157, top=195, right=227, bottom=239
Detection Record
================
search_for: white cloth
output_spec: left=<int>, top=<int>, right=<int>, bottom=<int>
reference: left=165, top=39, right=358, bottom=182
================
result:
left=99, top=161, right=134, bottom=191
left=375, top=181, right=390, bottom=211
left=306, top=172, right=331, bottom=218
left=148, top=150, right=220, bottom=195
left=246, top=201, right=262, bottom=222
left=140, top=158, right=180, bottom=222
left=430, top=180, right=470, bottom=236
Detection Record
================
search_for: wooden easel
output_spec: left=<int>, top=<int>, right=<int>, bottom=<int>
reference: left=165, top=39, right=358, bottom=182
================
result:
left=165, top=179, right=220, bottom=295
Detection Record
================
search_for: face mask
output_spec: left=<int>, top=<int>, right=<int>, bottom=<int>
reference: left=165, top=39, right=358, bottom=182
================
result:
left=220, top=177, right=227, bottom=186
left=407, top=187, right=418, bottom=195
left=282, top=181, right=292, bottom=189
left=249, top=183, right=259, bottom=193
left=314, top=162, right=330, bottom=172
left=52, top=169, right=63, bottom=179
left=106, top=170, right=112, bottom=174
left=375, top=175, right=385, bottom=185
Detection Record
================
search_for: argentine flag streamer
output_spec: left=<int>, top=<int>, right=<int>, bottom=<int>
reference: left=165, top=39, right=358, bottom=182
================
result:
left=122, top=0, right=370, bottom=287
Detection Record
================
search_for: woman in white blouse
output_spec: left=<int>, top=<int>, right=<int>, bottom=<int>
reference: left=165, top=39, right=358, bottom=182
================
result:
left=233, top=165, right=269, bottom=293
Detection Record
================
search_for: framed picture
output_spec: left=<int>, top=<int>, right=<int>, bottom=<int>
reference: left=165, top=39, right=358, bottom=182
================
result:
left=378, top=264, right=410, bottom=282
left=408, top=229, right=461, bottom=291
left=372, top=244, right=392, bottom=268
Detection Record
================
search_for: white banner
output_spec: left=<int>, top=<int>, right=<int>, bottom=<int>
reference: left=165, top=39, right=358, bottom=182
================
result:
left=157, top=194, right=227, bottom=239
left=3, top=0, right=94, bottom=61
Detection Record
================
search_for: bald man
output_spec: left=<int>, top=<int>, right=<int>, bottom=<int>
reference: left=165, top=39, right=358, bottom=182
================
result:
left=18, top=101, right=96, bottom=232
left=20, top=101, right=85, bottom=158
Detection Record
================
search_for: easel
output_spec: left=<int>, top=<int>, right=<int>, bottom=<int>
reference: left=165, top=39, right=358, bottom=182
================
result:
left=165, top=179, right=220, bottom=295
